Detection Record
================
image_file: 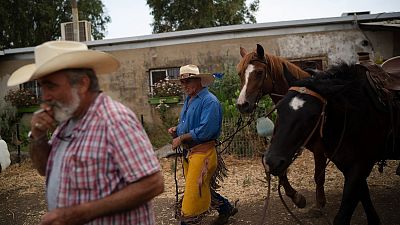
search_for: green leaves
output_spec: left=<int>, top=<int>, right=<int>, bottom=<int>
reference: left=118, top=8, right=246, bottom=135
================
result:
left=146, top=0, right=260, bottom=33
left=0, top=0, right=110, bottom=49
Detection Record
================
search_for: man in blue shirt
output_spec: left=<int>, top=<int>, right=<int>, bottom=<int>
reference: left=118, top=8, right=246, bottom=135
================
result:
left=169, top=64, right=237, bottom=225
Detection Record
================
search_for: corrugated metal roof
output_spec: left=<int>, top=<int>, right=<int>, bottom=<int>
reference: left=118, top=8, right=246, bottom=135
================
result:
left=359, top=20, right=400, bottom=31
left=1, top=12, right=399, bottom=58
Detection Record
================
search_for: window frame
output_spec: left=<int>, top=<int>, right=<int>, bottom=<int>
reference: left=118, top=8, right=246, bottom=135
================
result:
left=20, top=80, right=41, bottom=99
left=149, top=67, right=180, bottom=94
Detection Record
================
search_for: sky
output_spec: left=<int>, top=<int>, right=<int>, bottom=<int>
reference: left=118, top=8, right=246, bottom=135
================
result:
left=101, top=0, right=400, bottom=40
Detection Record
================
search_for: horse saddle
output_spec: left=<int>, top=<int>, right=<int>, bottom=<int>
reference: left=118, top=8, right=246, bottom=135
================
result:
left=382, top=56, right=400, bottom=90
left=359, top=59, right=400, bottom=160
left=359, top=61, right=400, bottom=109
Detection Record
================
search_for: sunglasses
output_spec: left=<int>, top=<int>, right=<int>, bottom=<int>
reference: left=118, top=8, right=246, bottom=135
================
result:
left=180, top=78, right=200, bottom=84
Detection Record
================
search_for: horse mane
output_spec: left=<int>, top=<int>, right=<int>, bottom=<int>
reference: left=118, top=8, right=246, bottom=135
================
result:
left=237, top=50, right=309, bottom=80
left=264, top=53, right=309, bottom=79
left=295, top=63, right=364, bottom=107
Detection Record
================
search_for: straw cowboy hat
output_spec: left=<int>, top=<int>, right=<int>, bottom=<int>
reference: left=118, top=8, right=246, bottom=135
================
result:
left=179, top=64, right=214, bottom=87
left=7, top=40, right=120, bottom=86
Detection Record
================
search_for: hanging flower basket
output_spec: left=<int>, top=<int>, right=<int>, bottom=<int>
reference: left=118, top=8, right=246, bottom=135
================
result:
left=149, top=79, right=183, bottom=105
left=4, top=88, right=40, bottom=113
left=148, top=96, right=180, bottom=105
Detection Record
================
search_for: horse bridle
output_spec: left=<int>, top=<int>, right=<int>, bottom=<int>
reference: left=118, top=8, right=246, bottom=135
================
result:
left=287, top=86, right=327, bottom=162
left=250, top=59, right=286, bottom=101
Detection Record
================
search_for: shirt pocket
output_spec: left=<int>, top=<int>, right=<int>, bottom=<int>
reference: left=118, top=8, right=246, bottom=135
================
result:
left=69, top=156, right=100, bottom=190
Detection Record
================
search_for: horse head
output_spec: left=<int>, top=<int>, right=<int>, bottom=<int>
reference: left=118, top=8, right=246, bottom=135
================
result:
left=236, top=44, right=311, bottom=114
left=236, top=44, right=271, bottom=113
left=263, top=66, right=348, bottom=176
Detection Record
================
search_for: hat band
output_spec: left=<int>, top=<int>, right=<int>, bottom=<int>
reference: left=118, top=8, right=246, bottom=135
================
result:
left=180, top=73, right=198, bottom=79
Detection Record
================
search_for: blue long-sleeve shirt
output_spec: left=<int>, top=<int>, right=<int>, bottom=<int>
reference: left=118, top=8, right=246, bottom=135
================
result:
left=176, top=87, right=222, bottom=148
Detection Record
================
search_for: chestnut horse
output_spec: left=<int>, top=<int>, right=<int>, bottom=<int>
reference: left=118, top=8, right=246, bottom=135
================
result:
left=236, top=44, right=327, bottom=208
left=264, top=63, right=400, bottom=224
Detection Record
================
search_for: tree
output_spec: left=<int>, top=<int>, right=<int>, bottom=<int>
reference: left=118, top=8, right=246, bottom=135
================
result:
left=0, top=0, right=110, bottom=49
left=146, top=0, right=259, bottom=33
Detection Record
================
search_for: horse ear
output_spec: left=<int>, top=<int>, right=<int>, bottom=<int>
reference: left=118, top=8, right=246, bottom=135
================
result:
left=283, top=64, right=297, bottom=86
left=240, top=46, right=247, bottom=57
left=256, top=44, right=265, bottom=60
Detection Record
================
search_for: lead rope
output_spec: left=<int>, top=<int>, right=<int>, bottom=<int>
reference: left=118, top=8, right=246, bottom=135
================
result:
left=274, top=100, right=326, bottom=225
left=217, top=75, right=271, bottom=153
left=174, top=146, right=181, bottom=219
left=277, top=183, right=304, bottom=225
left=260, top=157, right=272, bottom=225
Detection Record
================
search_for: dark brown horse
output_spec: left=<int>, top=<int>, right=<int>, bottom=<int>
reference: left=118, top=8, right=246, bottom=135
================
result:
left=236, top=44, right=327, bottom=209
left=264, top=63, right=400, bottom=224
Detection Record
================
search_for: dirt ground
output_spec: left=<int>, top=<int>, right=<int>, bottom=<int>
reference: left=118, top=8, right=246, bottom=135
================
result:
left=1, top=150, right=399, bottom=225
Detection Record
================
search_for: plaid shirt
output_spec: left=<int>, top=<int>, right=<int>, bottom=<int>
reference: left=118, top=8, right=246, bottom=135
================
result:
left=46, top=93, right=161, bottom=225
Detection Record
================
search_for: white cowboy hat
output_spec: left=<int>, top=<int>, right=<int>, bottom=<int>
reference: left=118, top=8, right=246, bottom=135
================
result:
left=179, top=64, right=214, bottom=87
left=7, top=40, right=120, bottom=86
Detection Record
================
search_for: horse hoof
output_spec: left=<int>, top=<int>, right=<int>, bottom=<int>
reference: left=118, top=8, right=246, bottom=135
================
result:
left=316, top=198, right=326, bottom=208
left=308, top=207, right=324, bottom=218
left=293, top=193, right=307, bottom=208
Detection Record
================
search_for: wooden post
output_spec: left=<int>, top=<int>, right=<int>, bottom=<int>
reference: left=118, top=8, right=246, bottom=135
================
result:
left=71, top=0, right=79, bottom=42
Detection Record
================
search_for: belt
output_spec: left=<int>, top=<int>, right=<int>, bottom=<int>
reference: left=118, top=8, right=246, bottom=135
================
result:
left=189, top=140, right=216, bottom=154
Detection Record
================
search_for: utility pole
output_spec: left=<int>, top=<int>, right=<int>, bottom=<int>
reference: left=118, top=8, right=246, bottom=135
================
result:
left=71, top=0, right=79, bottom=42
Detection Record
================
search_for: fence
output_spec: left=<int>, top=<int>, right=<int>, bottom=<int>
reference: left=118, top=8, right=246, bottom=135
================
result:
left=218, top=116, right=269, bottom=158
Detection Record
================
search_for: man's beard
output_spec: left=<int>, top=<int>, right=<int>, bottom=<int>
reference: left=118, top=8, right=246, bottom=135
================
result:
left=49, top=88, right=81, bottom=123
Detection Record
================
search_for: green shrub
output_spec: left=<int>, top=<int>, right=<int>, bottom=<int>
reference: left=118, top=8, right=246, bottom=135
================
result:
left=0, top=101, right=18, bottom=143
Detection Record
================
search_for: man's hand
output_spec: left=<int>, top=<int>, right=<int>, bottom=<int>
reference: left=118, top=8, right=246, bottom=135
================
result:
left=30, top=104, right=56, bottom=139
left=40, top=206, right=86, bottom=225
left=172, top=136, right=182, bottom=149
left=167, top=126, right=177, bottom=137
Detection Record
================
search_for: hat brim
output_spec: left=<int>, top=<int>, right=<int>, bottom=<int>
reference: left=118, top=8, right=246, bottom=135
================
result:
left=7, top=50, right=119, bottom=86
left=179, top=73, right=215, bottom=87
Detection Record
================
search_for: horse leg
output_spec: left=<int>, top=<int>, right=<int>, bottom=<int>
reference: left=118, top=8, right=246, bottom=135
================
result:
left=333, top=163, right=374, bottom=225
left=279, top=171, right=306, bottom=208
left=333, top=175, right=361, bottom=225
left=359, top=179, right=380, bottom=225
left=313, top=148, right=327, bottom=208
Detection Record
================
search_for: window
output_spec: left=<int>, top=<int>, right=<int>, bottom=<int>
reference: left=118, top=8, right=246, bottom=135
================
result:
left=21, top=80, right=41, bottom=99
left=149, top=67, right=180, bottom=93
left=289, top=57, right=325, bottom=70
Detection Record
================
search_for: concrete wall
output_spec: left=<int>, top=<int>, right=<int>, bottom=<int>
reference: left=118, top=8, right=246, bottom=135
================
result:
left=94, top=29, right=376, bottom=124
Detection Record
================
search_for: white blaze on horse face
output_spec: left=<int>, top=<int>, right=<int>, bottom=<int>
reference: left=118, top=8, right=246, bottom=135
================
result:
left=289, top=96, right=305, bottom=111
left=237, top=64, right=255, bottom=104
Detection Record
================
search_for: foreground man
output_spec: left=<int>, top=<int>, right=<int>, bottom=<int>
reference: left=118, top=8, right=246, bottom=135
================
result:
left=168, top=65, right=238, bottom=225
left=7, top=40, right=164, bottom=225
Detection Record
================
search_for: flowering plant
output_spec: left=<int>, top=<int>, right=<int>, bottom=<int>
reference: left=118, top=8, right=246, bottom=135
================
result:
left=152, top=79, right=183, bottom=97
left=4, top=89, right=39, bottom=107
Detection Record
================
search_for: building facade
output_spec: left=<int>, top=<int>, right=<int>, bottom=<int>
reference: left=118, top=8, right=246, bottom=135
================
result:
left=1, top=12, right=399, bottom=125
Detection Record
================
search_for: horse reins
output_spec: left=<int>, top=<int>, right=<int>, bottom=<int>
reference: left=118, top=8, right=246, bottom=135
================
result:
left=288, top=86, right=327, bottom=163
left=264, top=86, right=327, bottom=225
left=288, top=86, right=348, bottom=170
left=280, top=86, right=346, bottom=225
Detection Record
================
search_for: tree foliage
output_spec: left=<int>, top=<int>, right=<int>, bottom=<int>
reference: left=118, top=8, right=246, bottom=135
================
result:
left=0, top=0, right=110, bottom=49
left=146, top=0, right=259, bottom=33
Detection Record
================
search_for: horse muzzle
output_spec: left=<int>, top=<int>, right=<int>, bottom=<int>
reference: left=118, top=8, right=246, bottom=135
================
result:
left=236, top=101, right=255, bottom=114
left=263, top=152, right=288, bottom=176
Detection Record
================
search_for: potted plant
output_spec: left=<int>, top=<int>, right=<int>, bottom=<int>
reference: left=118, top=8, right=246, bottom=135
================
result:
left=148, top=79, right=183, bottom=105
